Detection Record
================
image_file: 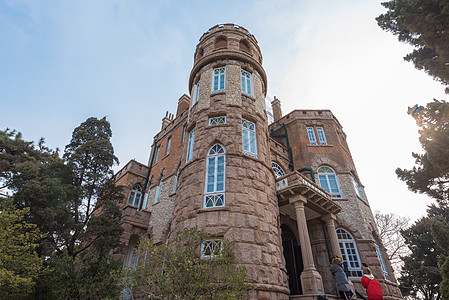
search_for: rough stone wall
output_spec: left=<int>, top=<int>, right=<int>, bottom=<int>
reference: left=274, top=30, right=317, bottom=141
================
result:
left=196, top=68, right=212, bottom=111
left=225, top=64, right=242, bottom=107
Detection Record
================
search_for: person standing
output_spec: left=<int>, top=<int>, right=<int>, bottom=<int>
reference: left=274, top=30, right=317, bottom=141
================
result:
left=330, top=256, right=354, bottom=300
left=361, top=267, right=383, bottom=300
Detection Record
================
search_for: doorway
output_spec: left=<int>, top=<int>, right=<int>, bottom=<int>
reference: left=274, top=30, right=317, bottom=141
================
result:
left=281, top=224, right=304, bottom=295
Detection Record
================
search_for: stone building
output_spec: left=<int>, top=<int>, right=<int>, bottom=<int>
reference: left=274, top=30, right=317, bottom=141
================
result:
left=114, top=24, right=403, bottom=299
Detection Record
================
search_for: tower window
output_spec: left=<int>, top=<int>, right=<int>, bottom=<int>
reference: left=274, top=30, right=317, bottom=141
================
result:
left=241, top=70, right=252, bottom=96
left=317, top=166, right=342, bottom=198
left=337, top=228, right=362, bottom=278
left=242, top=119, right=257, bottom=157
left=214, top=36, right=227, bottom=49
left=186, top=129, right=195, bottom=162
left=201, top=239, right=223, bottom=258
left=271, top=161, right=286, bottom=178
left=192, top=81, right=200, bottom=106
left=239, top=39, right=251, bottom=53
left=352, top=173, right=366, bottom=200
left=209, top=116, right=226, bottom=125
left=154, top=146, right=160, bottom=164
left=128, top=185, right=142, bottom=208
left=316, top=127, right=327, bottom=145
left=204, top=144, right=225, bottom=208
left=373, top=235, right=391, bottom=281
left=306, top=127, right=317, bottom=145
left=213, top=67, right=226, bottom=92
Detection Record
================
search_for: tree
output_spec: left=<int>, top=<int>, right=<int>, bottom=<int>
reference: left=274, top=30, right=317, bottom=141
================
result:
left=399, top=204, right=447, bottom=300
left=376, top=0, right=449, bottom=93
left=1, top=117, right=124, bottom=299
left=374, top=211, right=410, bottom=274
left=119, top=227, right=251, bottom=300
left=0, top=197, right=43, bottom=298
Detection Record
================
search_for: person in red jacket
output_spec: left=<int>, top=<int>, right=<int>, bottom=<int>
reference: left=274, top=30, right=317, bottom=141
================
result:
left=361, top=267, right=383, bottom=300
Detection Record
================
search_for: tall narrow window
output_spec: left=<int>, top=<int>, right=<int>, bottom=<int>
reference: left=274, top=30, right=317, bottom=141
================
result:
left=306, top=127, right=317, bottom=145
left=337, top=228, right=362, bottom=278
left=373, top=236, right=391, bottom=281
left=192, top=81, right=200, bottom=105
left=128, top=185, right=142, bottom=207
left=154, top=176, right=163, bottom=203
left=213, top=67, right=225, bottom=91
left=241, top=70, right=252, bottom=96
left=186, top=129, right=195, bottom=162
left=204, top=144, right=225, bottom=208
left=271, top=162, right=286, bottom=178
left=316, top=127, right=327, bottom=145
left=141, top=190, right=150, bottom=210
left=154, top=147, right=160, bottom=164
left=352, top=173, right=366, bottom=200
left=166, top=138, right=171, bottom=155
left=173, top=169, right=179, bottom=193
left=181, top=126, right=186, bottom=144
left=201, top=239, right=223, bottom=258
left=242, top=119, right=257, bottom=157
left=317, top=166, right=342, bottom=198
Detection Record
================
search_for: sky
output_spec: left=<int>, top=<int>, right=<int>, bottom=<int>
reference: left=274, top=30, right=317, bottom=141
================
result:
left=1, top=0, right=447, bottom=222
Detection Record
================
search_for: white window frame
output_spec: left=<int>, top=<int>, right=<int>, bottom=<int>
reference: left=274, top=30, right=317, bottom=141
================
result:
left=154, top=176, right=163, bottom=204
left=209, top=116, right=226, bottom=125
left=337, top=228, right=363, bottom=278
left=306, top=127, right=317, bottom=145
left=316, top=127, right=327, bottom=145
left=241, top=70, right=252, bottom=96
left=373, top=236, right=391, bottom=281
left=242, top=119, right=257, bottom=157
left=154, top=146, right=160, bottom=164
left=317, top=166, right=342, bottom=199
left=186, top=129, right=195, bottom=163
left=204, top=144, right=225, bottom=208
left=271, top=161, right=286, bottom=178
left=173, top=169, right=179, bottom=193
left=128, top=185, right=142, bottom=208
left=212, top=67, right=225, bottom=91
left=192, top=81, right=200, bottom=106
left=165, top=138, right=171, bottom=155
left=201, top=239, right=223, bottom=258
left=141, top=190, right=150, bottom=210
left=352, top=173, right=366, bottom=200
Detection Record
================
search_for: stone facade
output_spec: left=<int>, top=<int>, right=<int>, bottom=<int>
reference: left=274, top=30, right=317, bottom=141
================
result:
left=115, top=24, right=402, bottom=300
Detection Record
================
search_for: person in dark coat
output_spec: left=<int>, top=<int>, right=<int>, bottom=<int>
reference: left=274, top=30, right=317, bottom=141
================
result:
left=330, top=256, right=354, bottom=300
left=361, top=267, right=383, bottom=300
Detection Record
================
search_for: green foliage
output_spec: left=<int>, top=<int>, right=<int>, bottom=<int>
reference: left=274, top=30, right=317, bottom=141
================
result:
left=0, top=197, right=43, bottom=298
left=396, top=100, right=449, bottom=204
left=119, top=227, right=252, bottom=300
left=431, top=215, right=449, bottom=300
left=376, top=0, right=449, bottom=93
left=0, top=117, right=124, bottom=299
left=399, top=204, right=446, bottom=299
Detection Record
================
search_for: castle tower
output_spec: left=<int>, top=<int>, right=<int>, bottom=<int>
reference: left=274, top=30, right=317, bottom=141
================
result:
left=172, top=24, right=289, bottom=299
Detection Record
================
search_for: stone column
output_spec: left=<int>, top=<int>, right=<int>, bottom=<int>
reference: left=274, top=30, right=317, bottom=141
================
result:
left=291, top=196, right=324, bottom=295
left=322, top=214, right=342, bottom=258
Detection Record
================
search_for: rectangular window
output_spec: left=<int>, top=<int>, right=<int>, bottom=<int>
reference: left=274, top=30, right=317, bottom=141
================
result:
left=192, top=81, right=200, bottom=105
left=242, top=119, right=257, bottom=157
left=186, top=129, right=195, bottom=162
left=154, top=146, right=160, bottom=163
left=165, top=138, right=171, bottom=155
left=155, top=178, right=163, bottom=204
left=181, top=126, right=186, bottom=144
left=213, top=67, right=225, bottom=91
left=316, top=127, right=327, bottom=145
left=241, top=70, right=252, bottom=96
left=209, top=116, right=226, bottom=125
left=306, top=127, right=317, bottom=145
left=201, top=239, right=223, bottom=258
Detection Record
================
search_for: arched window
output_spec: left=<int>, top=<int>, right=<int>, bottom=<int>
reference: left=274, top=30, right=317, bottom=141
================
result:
left=317, top=166, right=341, bottom=198
left=271, top=162, right=286, bottom=178
left=352, top=173, right=366, bottom=200
left=128, top=185, right=142, bottom=207
left=239, top=39, right=251, bottom=52
left=373, top=235, right=391, bottom=281
left=154, top=175, right=163, bottom=203
left=336, top=228, right=362, bottom=277
left=214, top=36, right=227, bottom=49
left=204, top=144, right=225, bottom=208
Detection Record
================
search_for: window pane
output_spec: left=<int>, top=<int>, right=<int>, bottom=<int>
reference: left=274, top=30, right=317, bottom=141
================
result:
left=328, top=175, right=340, bottom=193
left=318, top=175, right=329, bottom=192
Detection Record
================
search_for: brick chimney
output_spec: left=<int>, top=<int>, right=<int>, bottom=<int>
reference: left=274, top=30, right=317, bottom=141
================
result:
left=176, top=94, right=191, bottom=117
left=271, top=96, right=282, bottom=121
left=161, top=111, right=174, bottom=130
